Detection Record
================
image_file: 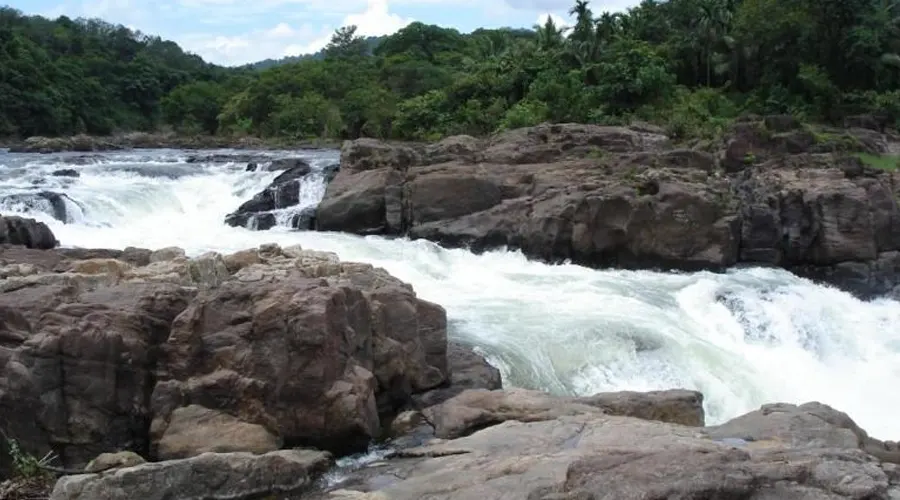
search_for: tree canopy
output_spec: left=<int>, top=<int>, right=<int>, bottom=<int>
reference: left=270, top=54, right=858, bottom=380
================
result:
left=2, top=0, right=900, bottom=141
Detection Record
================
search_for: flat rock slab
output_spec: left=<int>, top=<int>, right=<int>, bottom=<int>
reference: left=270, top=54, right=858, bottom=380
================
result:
left=50, top=449, right=331, bottom=500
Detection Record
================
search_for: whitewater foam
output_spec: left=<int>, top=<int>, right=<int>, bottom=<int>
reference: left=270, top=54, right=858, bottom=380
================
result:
left=2, top=148, right=899, bottom=440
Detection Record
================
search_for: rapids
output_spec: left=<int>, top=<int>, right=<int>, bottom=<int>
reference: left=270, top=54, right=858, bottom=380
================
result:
left=2, top=147, right=898, bottom=440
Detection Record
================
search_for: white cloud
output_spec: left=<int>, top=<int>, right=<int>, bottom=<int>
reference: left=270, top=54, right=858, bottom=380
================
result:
left=344, top=0, right=412, bottom=37
left=267, top=22, right=295, bottom=38
left=178, top=0, right=413, bottom=65
left=536, top=12, right=569, bottom=27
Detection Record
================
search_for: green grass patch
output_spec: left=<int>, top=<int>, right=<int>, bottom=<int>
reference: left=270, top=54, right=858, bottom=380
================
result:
left=855, top=152, right=900, bottom=170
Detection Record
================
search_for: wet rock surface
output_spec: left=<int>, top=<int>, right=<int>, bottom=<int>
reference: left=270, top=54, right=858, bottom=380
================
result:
left=224, top=158, right=336, bottom=231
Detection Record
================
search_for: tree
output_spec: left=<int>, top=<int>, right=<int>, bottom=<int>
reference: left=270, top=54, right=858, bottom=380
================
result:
left=323, top=25, right=369, bottom=60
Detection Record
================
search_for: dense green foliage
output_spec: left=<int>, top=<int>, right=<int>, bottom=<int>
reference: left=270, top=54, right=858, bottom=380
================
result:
left=0, top=7, right=243, bottom=137
left=3, top=0, right=900, bottom=141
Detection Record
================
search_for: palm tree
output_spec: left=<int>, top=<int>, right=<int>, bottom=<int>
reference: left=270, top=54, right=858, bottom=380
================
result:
left=697, top=0, right=732, bottom=86
left=534, top=16, right=565, bottom=51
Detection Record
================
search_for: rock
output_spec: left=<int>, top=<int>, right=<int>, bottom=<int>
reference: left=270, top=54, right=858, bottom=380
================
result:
left=149, top=246, right=449, bottom=456
left=268, top=157, right=311, bottom=171
left=476, top=123, right=670, bottom=164
left=9, top=135, right=120, bottom=153
left=764, top=113, right=801, bottom=132
left=51, top=168, right=79, bottom=177
left=845, top=113, right=890, bottom=132
left=0, top=243, right=449, bottom=473
left=291, top=206, right=318, bottom=230
left=185, top=153, right=272, bottom=164
left=323, top=162, right=340, bottom=182
left=316, top=121, right=900, bottom=297
left=0, top=215, right=58, bottom=248
left=149, top=246, right=185, bottom=262
left=341, top=138, right=420, bottom=173
left=2, top=191, right=75, bottom=223
left=0, top=280, right=196, bottom=474
left=49, top=449, right=332, bottom=500
left=580, top=389, right=705, bottom=427
left=413, top=342, right=502, bottom=408
left=423, top=388, right=704, bottom=439
left=424, top=135, right=482, bottom=164
left=389, top=411, right=426, bottom=438
left=84, top=451, right=146, bottom=473
left=308, top=399, right=900, bottom=499
left=705, top=401, right=900, bottom=461
left=224, top=161, right=316, bottom=230
left=153, top=405, right=281, bottom=460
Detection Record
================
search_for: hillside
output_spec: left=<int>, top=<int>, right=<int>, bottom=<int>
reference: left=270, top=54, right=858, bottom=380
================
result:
left=2, top=0, right=899, bottom=142
left=245, top=35, right=386, bottom=70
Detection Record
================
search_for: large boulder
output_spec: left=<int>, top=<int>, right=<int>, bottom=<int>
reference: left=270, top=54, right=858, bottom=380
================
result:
left=316, top=120, right=900, bottom=297
left=0, top=280, right=196, bottom=472
left=0, top=215, right=58, bottom=249
left=0, top=243, right=450, bottom=474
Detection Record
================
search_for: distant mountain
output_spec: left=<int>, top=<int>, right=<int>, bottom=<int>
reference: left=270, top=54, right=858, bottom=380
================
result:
left=246, top=35, right=386, bottom=70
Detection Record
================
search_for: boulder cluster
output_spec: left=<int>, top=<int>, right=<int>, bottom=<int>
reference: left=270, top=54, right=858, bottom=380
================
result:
left=317, top=118, right=900, bottom=298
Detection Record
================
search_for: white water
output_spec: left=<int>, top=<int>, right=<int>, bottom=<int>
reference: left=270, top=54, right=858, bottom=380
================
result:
left=3, top=148, right=900, bottom=441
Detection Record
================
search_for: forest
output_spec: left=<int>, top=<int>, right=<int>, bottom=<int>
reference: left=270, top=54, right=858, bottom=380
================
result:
left=1, top=0, right=899, bottom=142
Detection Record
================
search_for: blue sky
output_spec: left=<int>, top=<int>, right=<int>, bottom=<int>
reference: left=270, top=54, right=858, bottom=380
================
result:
left=5, top=0, right=639, bottom=66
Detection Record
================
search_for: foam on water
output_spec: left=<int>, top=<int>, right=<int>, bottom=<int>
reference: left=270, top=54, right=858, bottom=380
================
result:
left=2, top=148, right=899, bottom=440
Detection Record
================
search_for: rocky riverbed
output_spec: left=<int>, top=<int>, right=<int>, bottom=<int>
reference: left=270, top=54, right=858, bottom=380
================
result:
left=0, top=219, right=898, bottom=499
left=4, top=118, right=900, bottom=499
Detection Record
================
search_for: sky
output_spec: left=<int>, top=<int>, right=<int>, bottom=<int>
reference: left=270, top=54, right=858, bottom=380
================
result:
left=6, top=0, right=639, bottom=66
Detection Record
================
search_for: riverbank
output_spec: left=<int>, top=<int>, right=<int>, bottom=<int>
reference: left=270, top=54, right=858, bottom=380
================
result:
left=2, top=133, right=341, bottom=153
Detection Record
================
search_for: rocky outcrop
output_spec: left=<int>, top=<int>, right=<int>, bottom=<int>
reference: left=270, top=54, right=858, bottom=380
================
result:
left=0, top=214, right=58, bottom=248
left=8, top=135, right=121, bottom=153
left=224, top=159, right=338, bottom=231
left=50, top=449, right=331, bottom=500
left=308, top=392, right=900, bottom=499
left=317, top=121, right=900, bottom=297
left=0, top=242, right=454, bottom=475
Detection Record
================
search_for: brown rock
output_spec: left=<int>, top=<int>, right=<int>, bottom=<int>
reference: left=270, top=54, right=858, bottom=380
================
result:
left=316, top=122, right=900, bottom=297
left=149, top=244, right=448, bottom=456
left=50, top=449, right=332, bottom=500
left=423, top=388, right=704, bottom=439
left=153, top=405, right=281, bottom=460
left=413, top=342, right=502, bottom=408
left=310, top=399, right=897, bottom=500
left=1, top=243, right=450, bottom=473
left=0, top=281, right=196, bottom=472
left=83, top=451, right=146, bottom=473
